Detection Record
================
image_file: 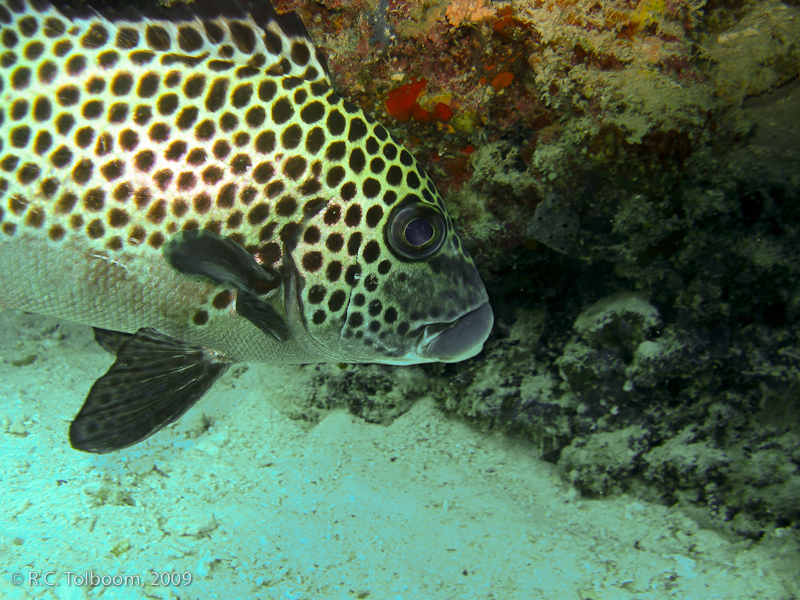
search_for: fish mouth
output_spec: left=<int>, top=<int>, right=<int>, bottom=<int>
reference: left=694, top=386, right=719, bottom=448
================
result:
left=416, top=302, right=494, bottom=363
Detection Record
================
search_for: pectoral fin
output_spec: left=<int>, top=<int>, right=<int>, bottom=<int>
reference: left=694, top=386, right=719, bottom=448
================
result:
left=70, top=328, right=229, bottom=454
left=163, top=230, right=289, bottom=342
left=236, top=290, right=290, bottom=342
left=164, top=229, right=280, bottom=293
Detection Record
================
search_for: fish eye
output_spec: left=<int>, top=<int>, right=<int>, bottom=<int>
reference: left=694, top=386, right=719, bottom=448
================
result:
left=387, top=198, right=446, bottom=260
left=404, top=218, right=433, bottom=247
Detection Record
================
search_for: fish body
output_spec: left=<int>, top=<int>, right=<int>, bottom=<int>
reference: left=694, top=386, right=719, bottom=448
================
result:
left=0, top=0, right=493, bottom=452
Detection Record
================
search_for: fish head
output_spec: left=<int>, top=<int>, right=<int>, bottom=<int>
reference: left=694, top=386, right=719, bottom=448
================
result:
left=283, top=151, right=493, bottom=365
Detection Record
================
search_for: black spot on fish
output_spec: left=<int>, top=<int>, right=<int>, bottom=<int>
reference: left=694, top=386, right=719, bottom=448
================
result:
left=208, top=59, right=234, bottom=72
left=348, top=149, right=365, bottom=174
left=137, top=72, right=159, bottom=98
left=275, top=195, right=297, bottom=217
left=386, top=165, right=402, bottom=186
left=116, top=28, right=139, bottom=49
left=146, top=25, right=171, bottom=51
left=370, top=158, right=385, bottom=174
left=37, top=60, right=57, bottom=84
left=118, top=129, right=139, bottom=151
left=362, top=240, right=380, bottom=263
left=199, top=166, right=222, bottom=187
left=82, top=100, right=104, bottom=120
left=165, top=140, right=186, bottom=161
left=247, top=203, right=269, bottom=225
left=10, top=125, right=31, bottom=149
left=192, top=193, right=210, bottom=214
left=326, top=110, right=345, bottom=136
left=177, top=171, right=196, bottom=191
left=75, top=126, right=95, bottom=149
left=382, top=190, right=397, bottom=206
left=113, top=182, right=132, bottom=202
left=263, top=29, right=283, bottom=54
left=212, top=140, right=230, bottom=160
left=176, top=106, right=199, bottom=130
left=43, top=17, right=65, bottom=38
left=246, top=106, right=266, bottom=128
left=108, top=207, right=129, bottom=227
left=283, top=156, right=306, bottom=180
left=71, top=159, right=93, bottom=185
left=99, top=50, right=119, bottom=68
left=366, top=206, right=384, bottom=228
left=100, top=160, right=124, bottom=181
left=66, top=56, right=86, bottom=77
left=348, top=118, right=367, bottom=142
left=205, top=78, right=228, bottom=112
left=178, top=26, right=204, bottom=52
left=219, top=112, right=238, bottom=132
left=263, top=179, right=282, bottom=199
left=130, top=51, right=155, bottom=66
left=17, top=162, right=40, bottom=185
left=50, top=145, right=72, bottom=168
left=195, top=119, right=215, bottom=141
left=271, top=97, right=293, bottom=124
left=81, top=24, right=109, bottom=49
left=345, top=205, right=361, bottom=227
left=326, top=261, right=342, bottom=282
left=55, top=191, right=76, bottom=214
left=362, top=178, right=381, bottom=199
left=203, top=21, right=224, bottom=44
left=53, top=39, right=71, bottom=57
left=281, top=124, right=302, bottom=150
left=83, top=188, right=105, bottom=211
left=258, top=80, right=277, bottom=103
left=306, top=127, right=325, bottom=155
left=231, top=83, right=253, bottom=108
left=33, top=131, right=52, bottom=155
left=328, top=290, right=346, bottom=312
left=134, top=150, right=155, bottom=172
left=183, top=74, right=206, bottom=98
left=253, top=162, right=273, bottom=184
left=24, top=40, right=44, bottom=60
left=255, top=131, right=276, bottom=154
left=229, top=21, right=256, bottom=54
left=11, top=66, right=31, bottom=90
left=0, top=29, right=19, bottom=49
left=149, top=123, right=170, bottom=143
left=157, top=94, right=179, bottom=116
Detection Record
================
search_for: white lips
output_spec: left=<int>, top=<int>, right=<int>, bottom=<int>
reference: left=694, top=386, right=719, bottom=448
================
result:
left=419, top=302, right=494, bottom=363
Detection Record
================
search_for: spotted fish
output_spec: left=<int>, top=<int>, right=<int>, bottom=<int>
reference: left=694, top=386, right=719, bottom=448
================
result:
left=0, top=0, right=493, bottom=453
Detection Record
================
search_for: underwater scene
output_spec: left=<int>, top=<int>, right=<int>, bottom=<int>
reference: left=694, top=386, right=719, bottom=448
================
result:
left=1, top=0, right=799, bottom=598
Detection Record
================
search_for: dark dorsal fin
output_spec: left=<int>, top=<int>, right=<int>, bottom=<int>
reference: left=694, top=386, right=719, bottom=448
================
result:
left=70, top=328, right=230, bottom=454
left=41, top=0, right=331, bottom=84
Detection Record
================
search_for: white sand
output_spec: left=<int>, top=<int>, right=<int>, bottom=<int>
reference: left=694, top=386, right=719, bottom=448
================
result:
left=1, top=310, right=797, bottom=600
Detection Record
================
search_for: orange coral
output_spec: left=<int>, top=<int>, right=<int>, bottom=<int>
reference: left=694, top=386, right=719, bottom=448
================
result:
left=445, top=0, right=495, bottom=26
left=432, top=102, right=453, bottom=122
left=491, top=71, right=514, bottom=90
left=385, top=79, right=427, bottom=122
left=385, top=79, right=452, bottom=123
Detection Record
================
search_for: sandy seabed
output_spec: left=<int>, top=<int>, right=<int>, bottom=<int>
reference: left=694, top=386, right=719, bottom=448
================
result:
left=0, top=309, right=797, bottom=600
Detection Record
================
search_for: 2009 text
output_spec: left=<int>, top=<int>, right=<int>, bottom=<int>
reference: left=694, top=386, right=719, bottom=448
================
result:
left=10, top=570, right=193, bottom=588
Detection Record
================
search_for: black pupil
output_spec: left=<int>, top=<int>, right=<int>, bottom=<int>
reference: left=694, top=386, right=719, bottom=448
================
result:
left=405, top=218, right=433, bottom=247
